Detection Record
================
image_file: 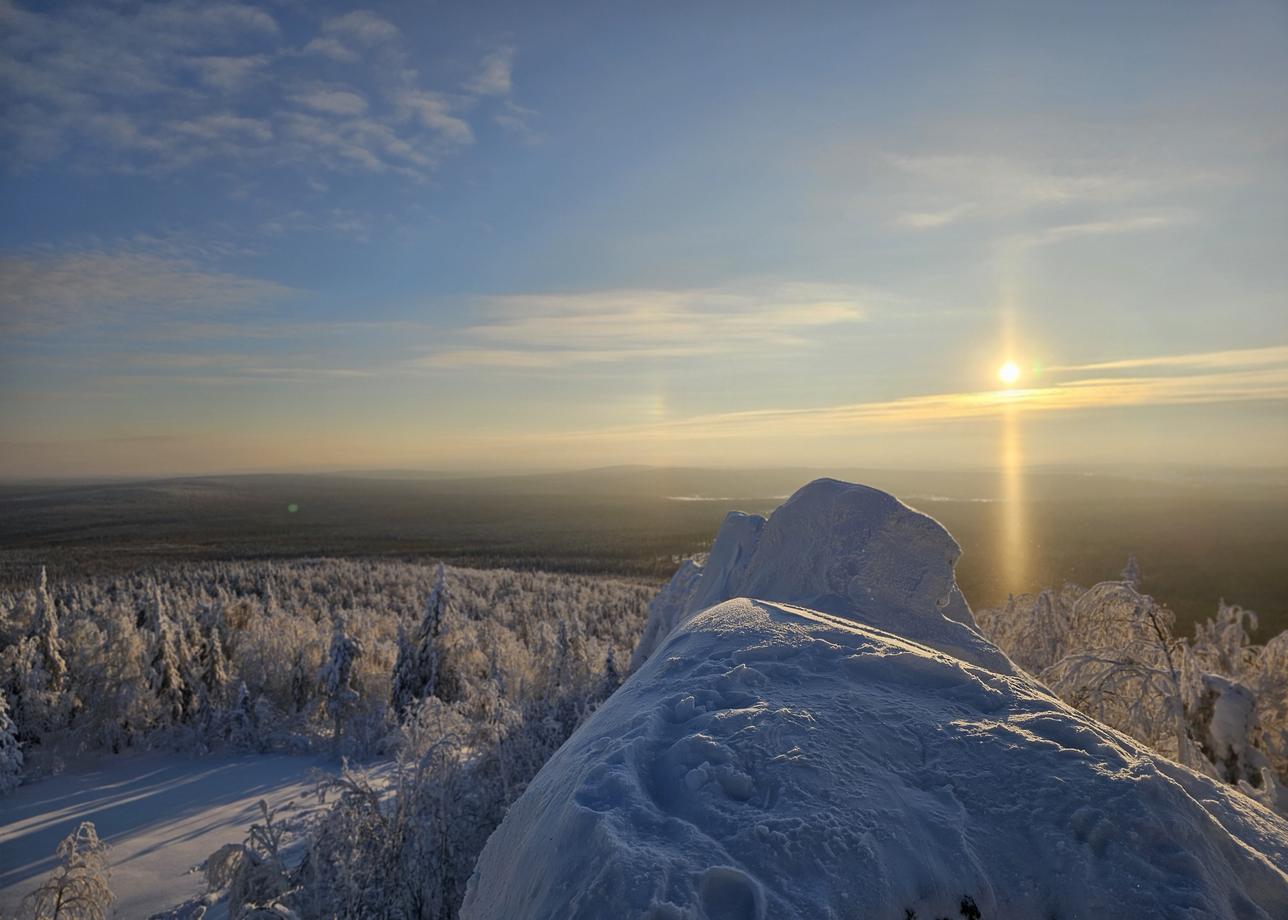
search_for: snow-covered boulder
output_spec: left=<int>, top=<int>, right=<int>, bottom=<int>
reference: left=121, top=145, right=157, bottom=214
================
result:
left=629, top=558, right=705, bottom=672
left=632, top=479, right=1008, bottom=673
left=462, top=479, right=1288, bottom=920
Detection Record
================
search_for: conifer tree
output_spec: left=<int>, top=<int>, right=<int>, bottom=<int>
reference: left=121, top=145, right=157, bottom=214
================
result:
left=145, top=583, right=190, bottom=726
left=1121, top=555, right=1143, bottom=589
left=319, top=618, right=363, bottom=746
left=0, top=689, right=22, bottom=795
left=229, top=680, right=259, bottom=750
left=32, top=567, right=67, bottom=694
left=391, top=563, right=448, bottom=715
left=204, top=626, right=230, bottom=701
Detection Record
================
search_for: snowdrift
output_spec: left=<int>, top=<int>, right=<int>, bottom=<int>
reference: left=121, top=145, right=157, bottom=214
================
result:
left=463, top=479, right=1288, bottom=919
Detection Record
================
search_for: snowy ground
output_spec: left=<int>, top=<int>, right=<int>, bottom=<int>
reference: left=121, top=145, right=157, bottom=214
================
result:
left=465, top=479, right=1288, bottom=919
left=0, top=752, right=338, bottom=918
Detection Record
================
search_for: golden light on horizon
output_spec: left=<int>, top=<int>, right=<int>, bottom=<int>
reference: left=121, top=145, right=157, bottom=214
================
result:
left=997, top=361, right=1021, bottom=387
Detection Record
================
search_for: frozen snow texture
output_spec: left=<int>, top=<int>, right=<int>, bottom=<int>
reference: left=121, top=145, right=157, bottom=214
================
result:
left=631, top=478, right=1008, bottom=673
left=463, top=479, right=1288, bottom=920
left=629, top=559, right=704, bottom=673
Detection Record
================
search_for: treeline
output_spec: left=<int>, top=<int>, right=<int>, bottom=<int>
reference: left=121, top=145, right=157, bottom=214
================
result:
left=976, top=559, right=1288, bottom=814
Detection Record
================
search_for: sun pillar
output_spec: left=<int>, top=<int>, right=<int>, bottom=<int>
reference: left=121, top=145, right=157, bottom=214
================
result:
left=999, top=399, right=1028, bottom=593
left=996, top=264, right=1029, bottom=594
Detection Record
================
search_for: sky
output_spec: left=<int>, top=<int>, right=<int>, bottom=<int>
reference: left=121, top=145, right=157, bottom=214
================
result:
left=1, top=0, right=1286, bottom=478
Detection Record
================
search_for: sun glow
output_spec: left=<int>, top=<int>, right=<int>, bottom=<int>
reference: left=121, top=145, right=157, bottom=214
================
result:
left=997, top=361, right=1021, bottom=387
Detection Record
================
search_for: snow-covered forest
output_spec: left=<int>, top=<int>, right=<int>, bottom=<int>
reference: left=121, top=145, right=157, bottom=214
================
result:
left=0, top=559, right=648, bottom=918
left=2, top=525, right=1287, bottom=917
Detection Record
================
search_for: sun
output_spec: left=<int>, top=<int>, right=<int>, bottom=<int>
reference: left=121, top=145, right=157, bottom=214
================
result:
left=997, top=361, right=1021, bottom=387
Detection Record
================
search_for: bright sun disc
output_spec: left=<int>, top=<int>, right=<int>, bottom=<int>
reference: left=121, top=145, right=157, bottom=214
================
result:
left=997, top=361, right=1021, bottom=386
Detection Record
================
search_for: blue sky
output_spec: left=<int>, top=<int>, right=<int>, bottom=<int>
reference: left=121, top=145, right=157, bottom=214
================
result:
left=2, top=0, right=1286, bottom=477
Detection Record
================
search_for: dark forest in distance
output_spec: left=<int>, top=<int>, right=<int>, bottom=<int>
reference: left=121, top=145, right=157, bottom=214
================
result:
left=2, top=465, right=1285, bottom=636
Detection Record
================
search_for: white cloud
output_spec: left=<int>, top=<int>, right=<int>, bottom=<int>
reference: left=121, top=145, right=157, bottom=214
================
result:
left=544, top=345, right=1288, bottom=443
left=0, top=245, right=294, bottom=334
left=323, top=10, right=399, bottom=46
left=494, top=99, right=540, bottom=144
left=894, top=204, right=976, bottom=229
left=0, top=1, right=520, bottom=180
left=876, top=146, right=1217, bottom=240
left=302, top=36, right=358, bottom=63
left=1049, top=345, right=1288, bottom=374
left=174, top=114, right=273, bottom=144
left=293, top=88, right=369, bottom=116
left=397, top=91, right=474, bottom=144
left=1026, top=213, right=1188, bottom=246
left=421, top=284, right=871, bottom=369
left=467, top=47, right=514, bottom=96
left=886, top=152, right=1154, bottom=216
left=191, top=54, right=269, bottom=92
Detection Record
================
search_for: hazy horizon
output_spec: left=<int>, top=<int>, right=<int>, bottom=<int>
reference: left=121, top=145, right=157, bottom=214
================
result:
left=5, top=458, right=1288, bottom=488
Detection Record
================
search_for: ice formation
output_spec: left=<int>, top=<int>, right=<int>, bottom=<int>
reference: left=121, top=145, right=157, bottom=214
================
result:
left=463, top=479, right=1288, bottom=919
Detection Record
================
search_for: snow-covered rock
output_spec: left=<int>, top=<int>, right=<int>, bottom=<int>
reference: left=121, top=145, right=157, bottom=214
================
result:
left=462, top=479, right=1288, bottom=920
left=629, top=558, right=705, bottom=672
left=632, top=479, right=1008, bottom=673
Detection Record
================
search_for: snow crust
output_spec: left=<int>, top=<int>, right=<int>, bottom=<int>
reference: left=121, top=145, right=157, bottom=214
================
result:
left=463, top=479, right=1288, bottom=919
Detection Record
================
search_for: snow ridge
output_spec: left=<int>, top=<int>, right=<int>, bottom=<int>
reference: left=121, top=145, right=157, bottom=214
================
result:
left=463, top=479, right=1288, bottom=919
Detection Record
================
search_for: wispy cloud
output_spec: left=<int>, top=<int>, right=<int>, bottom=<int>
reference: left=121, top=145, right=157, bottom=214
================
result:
left=533, top=344, right=1288, bottom=443
left=0, top=2, right=524, bottom=180
left=878, top=144, right=1217, bottom=246
left=293, top=87, right=369, bottom=117
left=1023, top=213, right=1189, bottom=246
left=466, top=47, right=514, bottom=96
left=886, top=152, right=1153, bottom=229
left=894, top=204, right=976, bottom=229
left=322, top=10, right=400, bottom=48
left=0, top=245, right=293, bottom=334
left=419, top=284, right=872, bottom=369
left=1048, top=345, right=1288, bottom=373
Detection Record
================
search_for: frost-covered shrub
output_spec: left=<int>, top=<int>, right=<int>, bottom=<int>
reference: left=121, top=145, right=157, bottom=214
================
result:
left=227, top=800, right=296, bottom=917
left=1039, top=580, right=1195, bottom=763
left=19, top=821, right=113, bottom=920
left=973, top=583, right=1082, bottom=675
left=978, top=561, right=1288, bottom=812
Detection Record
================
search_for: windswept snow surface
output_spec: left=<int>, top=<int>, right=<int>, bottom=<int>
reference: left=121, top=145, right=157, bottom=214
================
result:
left=0, top=752, right=332, bottom=918
left=463, top=479, right=1288, bottom=919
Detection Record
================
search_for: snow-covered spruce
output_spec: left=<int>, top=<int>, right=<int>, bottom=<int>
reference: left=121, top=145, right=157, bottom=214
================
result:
left=463, top=479, right=1288, bottom=920
left=0, top=689, right=21, bottom=794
